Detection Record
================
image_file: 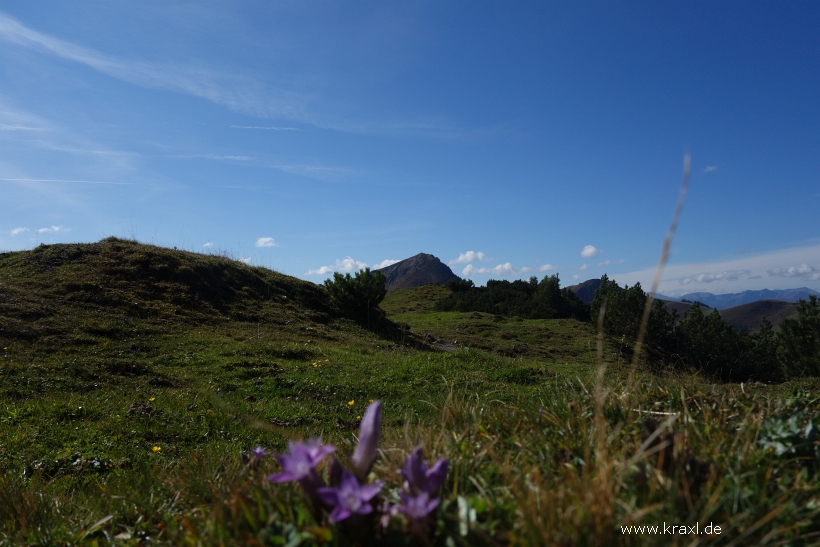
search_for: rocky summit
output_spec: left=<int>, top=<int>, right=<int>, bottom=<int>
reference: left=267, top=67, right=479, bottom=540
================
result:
left=376, top=253, right=459, bottom=291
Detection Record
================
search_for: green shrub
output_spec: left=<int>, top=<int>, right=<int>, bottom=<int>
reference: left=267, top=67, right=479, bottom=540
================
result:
left=324, top=268, right=387, bottom=324
left=779, top=295, right=820, bottom=378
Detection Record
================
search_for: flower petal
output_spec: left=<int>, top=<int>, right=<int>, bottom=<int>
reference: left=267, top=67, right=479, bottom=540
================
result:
left=352, top=401, right=382, bottom=480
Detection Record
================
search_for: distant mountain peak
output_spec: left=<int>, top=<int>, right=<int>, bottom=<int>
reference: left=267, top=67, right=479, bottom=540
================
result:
left=376, top=253, right=458, bottom=291
left=566, top=278, right=602, bottom=304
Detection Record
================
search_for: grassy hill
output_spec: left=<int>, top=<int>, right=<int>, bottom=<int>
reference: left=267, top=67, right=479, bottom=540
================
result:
left=1, top=241, right=819, bottom=546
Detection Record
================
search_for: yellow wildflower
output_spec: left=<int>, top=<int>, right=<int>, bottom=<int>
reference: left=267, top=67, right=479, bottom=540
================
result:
left=348, top=400, right=355, bottom=406
left=149, top=397, right=156, bottom=402
left=151, top=446, right=161, bottom=452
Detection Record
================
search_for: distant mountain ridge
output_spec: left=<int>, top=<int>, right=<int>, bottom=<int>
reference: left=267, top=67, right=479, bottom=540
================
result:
left=719, top=300, right=799, bottom=333
left=376, top=253, right=459, bottom=291
left=679, top=288, right=820, bottom=310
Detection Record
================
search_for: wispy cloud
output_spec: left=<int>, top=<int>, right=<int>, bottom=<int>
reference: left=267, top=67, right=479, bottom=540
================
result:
left=462, top=263, right=517, bottom=276
left=0, top=124, right=44, bottom=131
left=768, top=263, right=820, bottom=281
left=0, top=11, right=311, bottom=122
left=703, top=165, right=720, bottom=173
left=239, top=257, right=252, bottom=264
left=0, top=178, right=130, bottom=185
left=374, top=259, right=399, bottom=269
left=615, top=244, right=820, bottom=295
left=10, top=227, right=28, bottom=236
left=579, top=264, right=589, bottom=271
left=597, top=259, right=624, bottom=267
left=168, top=154, right=254, bottom=161
left=255, top=237, right=278, bottom=248
left=680, top=270, right=751, bottom=285
left=305, top=257, right=368, bottom=276
left=522, top=265, right=555, bottom=273
left=202, top=242, right=214, bottom=248
left=271, top=164, right=358, bottom=180
left=230, top=125, right=299, bottom=131
left=581, top=245, right=602, bottom=258
left=36, top=225, right=68, bottom=233
left=450, top=251, right=489, bottom=264
left=0, top=12, right=478, bottom=138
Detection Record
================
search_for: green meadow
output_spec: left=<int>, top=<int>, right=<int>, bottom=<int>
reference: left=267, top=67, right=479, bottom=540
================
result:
left=1, top=239, right=819, bottom=546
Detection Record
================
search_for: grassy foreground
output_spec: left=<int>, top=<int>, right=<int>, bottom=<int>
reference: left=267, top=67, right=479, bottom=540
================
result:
left=1, top=240, right=820, bottom=545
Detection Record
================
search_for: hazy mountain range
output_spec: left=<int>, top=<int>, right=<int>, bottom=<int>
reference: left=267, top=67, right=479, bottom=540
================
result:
left=674, top=288, right=820, bottom=310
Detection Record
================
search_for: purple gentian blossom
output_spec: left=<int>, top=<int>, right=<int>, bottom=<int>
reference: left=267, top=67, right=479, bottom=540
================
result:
left=317, top=470, right=383, bottom=522
left=352, top=400, right=381, bottom=481
left=267, top=438, right=336, bottom=483
left=399, top=447, right=449, bottom=497
left=241, top=446, right=269, bottom=467
left=251, top=446, right=268, bottom=462
left=397, top=491, right=440, bottom=521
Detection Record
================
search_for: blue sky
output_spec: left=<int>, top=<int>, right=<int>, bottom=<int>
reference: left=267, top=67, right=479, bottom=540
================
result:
left=1, top=1, right=818, bottom=296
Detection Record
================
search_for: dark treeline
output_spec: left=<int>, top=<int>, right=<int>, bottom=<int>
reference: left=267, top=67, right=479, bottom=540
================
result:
left=435, top=275, right=589, bottom=321
left=431, top=273, right=820, bottom=382
left=591, top=275, right=820, bottom=382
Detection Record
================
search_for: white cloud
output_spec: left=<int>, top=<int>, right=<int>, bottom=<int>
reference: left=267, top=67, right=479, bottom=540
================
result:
left=579, top=264, right=589, bottom=271
left=10, top=227, right=28, bottom=236
left=202, top=242, right=213, bottom=248
left=768, top=263, right=820, bottom=280
left=239, top=257, right=252, bottom=264
left=374, top=259, right=399, bottom=269
left=680, top=270, right=751, bottom=285
left=538, top=264, right=557, bottom=272
left=462, top=263, right=517, bottom=277
left=597, top=259, right=625, bottom=267
left=37, top=225, right=67, bottom=233
left=306, top=265, right=335, bottom=276
left=703, top=165, right=719, bottom=173
left=255, top=237, right=278, bottom=248
left=305, top=257, right=368, bottom=276
left=581, top=245, right=602, bottom=258
left=573, top=274, right=581, bottom=280
left=520, top=267, right=533, bottom=273
left=336, top=257, right=368, bottom=273
left=450, top=251, right=489, bottom=264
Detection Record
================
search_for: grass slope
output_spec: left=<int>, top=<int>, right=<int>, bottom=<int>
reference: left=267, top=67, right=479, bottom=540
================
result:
left=1, top=245, right=819, bottom=545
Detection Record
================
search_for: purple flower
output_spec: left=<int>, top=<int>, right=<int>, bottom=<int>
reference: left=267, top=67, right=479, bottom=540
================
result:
left=399, top=447, right=449, bottom=497
left=251, top=446, right=268, bottom=462
left=352, top=400, right=381, bottom=481
left=242, top=446, right=270, bottom=467
left=397, top=491, right=440, bottom=521
left=317, top=470, right=383, bottom=522
left=267, top=439, right=336, bottom=483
